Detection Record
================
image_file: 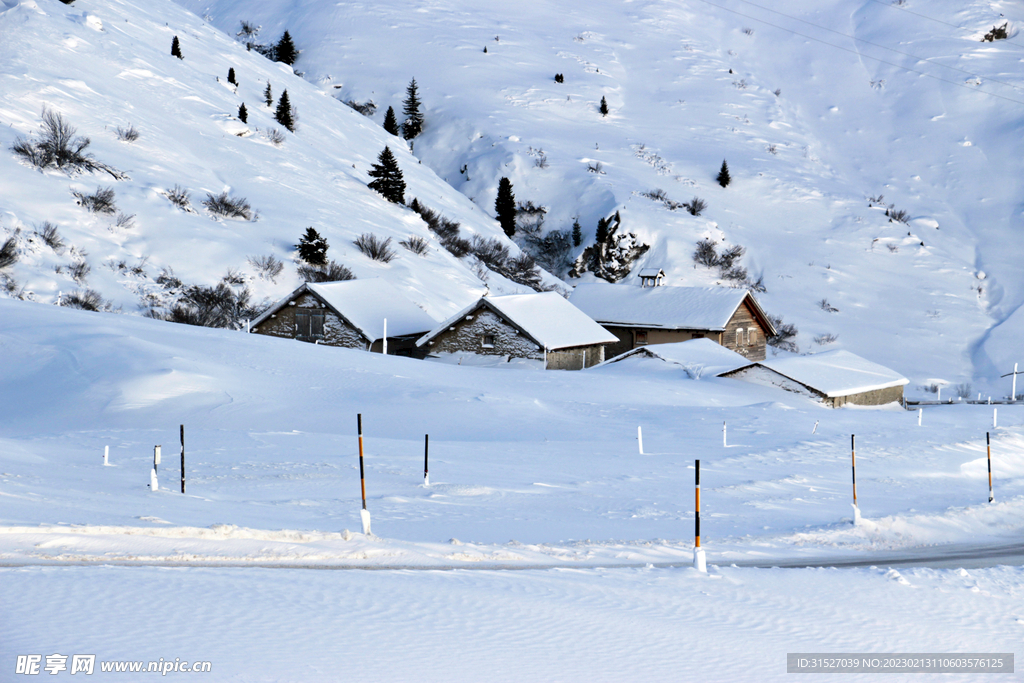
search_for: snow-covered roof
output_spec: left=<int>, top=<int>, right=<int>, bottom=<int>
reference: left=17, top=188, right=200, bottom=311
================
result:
left=605, top=338, right=754, bottom=377
left=758, top=349, right=909, bottom=397
left=418, top=292, right=618, bottom=351
left=569, top=283, right=774, bottom=333
left=252, top=279, right=437, bottom=341
left=638, top=268, right=665, bottom=278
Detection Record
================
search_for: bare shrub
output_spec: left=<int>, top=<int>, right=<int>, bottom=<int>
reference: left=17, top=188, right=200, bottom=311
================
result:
left=36, top=222, right=65, bottom=253
left=818, top=298, right=839, bottom=313
left=264, top=128, right=286, bottom=146
left=887, top=243, right=899, bottom=253
left=742, top=27, right=754, bottom=35
left=297, top=260, right=355, bottom=282
left=165, top=185, right=194, bottom=212
left=867, top=194, right=885, bottom=206
left=69, top=260, right=91, bottom=283
left=203, top=191, right=253, bottom=220
left=813, top=333, right=839, bottom=345
left=717, top=244, right=745, bottom=269
left=155, top=282, right=259, bottom=329
left=884, top=203, right=910, bottom=224
left=353, top=233, right=396, bottom=262
left=11, top=109, right=123, bottom=178
left=773, top=88, right=781, bottom=96
left=444, top=236, right=471, bottom=257
left=344, top=100, right=377, bottom=116
left=156, top=268, right=183, bottom=291
left=116, top=124, right=140, bottom=142
left=955, top=382, right=973, bottom=399
left=528, top=147, right=549, bottom=169
left=410, top=199, right=470, bottom=258
left=683, top=197, right=707, bottom=216
left=470, top=235, right=511, bottom=270
left=586, top=162, right=605, bottom=174
left=767, top=314, right=799, bottom=353
left=693, top=238, right=718, bottom=267
left=222, top=268, right=246, bottom=286
left=400, top=235, right=430, bottom=255
left=720, top=265, right=748, bottom=284
left=62, top=289, right=111, bottom=311
left=114, top=213, right=136, bottom=230
left=982, top=22, right=1008, bottom=42
left=73, top=186, right=117, bottom=214
left=766, top=144, right=778, bottom=155
left=642, top=188, right=669, bottom=202
left=248, top=254, right=284, bottom=282
left=0, top=237, right=17, bottom=269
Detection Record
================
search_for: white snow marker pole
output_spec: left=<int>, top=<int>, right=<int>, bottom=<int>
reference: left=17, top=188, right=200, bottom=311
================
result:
left=358, top=414, right=371, bottom=535
left=382, top=318, right=387, bottom=355
left=851, top=434, right=861, bottom=526
left=812, top=420, right=818, bottom=435
left=937, top=386, right=941, bottom=403
left=994, top=408, right=998, bottom=429
left=179, top=425, right=186, bottom=494
left=987, top=432, right=994, bottom=503
left=694, top=459, right=706, bottom=572
left=918, top=409, right=922, bottom=427
left=103, top=445, right=109, bottom=466
left=723, top=421, right=727, bottom=447
left=154, top=445, right=161, bottom=475
left=638, top=426, right=644, bottom=455
left=423, top=434, right=429, bottom=487
left=1014, top=363, right=1019, bottom=401
left=150, top=466, right=158, bottom=492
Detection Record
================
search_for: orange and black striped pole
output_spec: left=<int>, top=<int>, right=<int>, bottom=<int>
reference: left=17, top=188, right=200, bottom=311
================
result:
left=987, top=432, right=994, bottom=503
left=358, top=414, right=367, bottom=510
left=851, top=435, right=857, bottom=508
left=695, top=459, right=701, bottom=549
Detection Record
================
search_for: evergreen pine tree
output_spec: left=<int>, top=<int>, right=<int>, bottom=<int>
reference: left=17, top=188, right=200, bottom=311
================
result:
left=171, top=36, right=183, bottom=59
left=383, top=106, right=399, bottom=136
left=264, top=82, right=273, bottom=107
left=599, top=96, right=609, bottom=116
left=238, top=103, right=248, bottom=123
left=275, top=90, right=295, bottom=131
left=297, top=227, right=329, bottom=266
left=595, top=216, right=611, bottom=245
left=367, top=146, right=406, bottom=204
left=495, top=177, right=516, bottom=238
left=402, top=78, right=424, bottom=140
left=572, top=218, right=582, bottom=247
left=275, top=30, right=298, bottom=66
left=717, top=160, right=731, bottom=188
left=227, top=68, right=237, bottom=85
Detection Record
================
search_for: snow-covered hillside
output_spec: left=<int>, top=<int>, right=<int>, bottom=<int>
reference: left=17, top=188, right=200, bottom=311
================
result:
left=175, top=0, right=1024, bottom=395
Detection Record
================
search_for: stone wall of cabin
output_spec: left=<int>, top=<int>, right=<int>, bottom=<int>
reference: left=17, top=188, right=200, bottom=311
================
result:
left=546, top=344, right=605, bottom=370
left=251, top=293, right=368, bottom=349
left=830, top=384, right=905, bottom=408
left=721, top=300, right=767, bottom=361
left=423, top=309, right=543, bottom=360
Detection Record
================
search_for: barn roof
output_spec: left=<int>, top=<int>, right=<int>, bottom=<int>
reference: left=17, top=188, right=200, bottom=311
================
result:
left=569, top=283, right=776, bottom=334
left=417, top=292, right=617, bottom=351
left=605, top=338, right=753, bottom=377
left=251, top=278, right=437, bottom=342
left=758, top=350, right=908, bottom=397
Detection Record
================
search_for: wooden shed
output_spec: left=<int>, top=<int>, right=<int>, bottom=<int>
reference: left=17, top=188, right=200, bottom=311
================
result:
left=568, top=283, right=776, bottom=361
left=249, top=278, right=437, bottom=356
left=416, top=292, right=618, bottom=370
left=721, top=349, right=909, bottom=408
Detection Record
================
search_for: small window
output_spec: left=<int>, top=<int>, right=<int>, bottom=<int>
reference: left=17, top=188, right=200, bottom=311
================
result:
left=296, top=310, right=325, bottom=342
left=748, top=329, right=757, bottom=345
left=735, top=328, right=744, bottom=346
left=635, top=331, right=648, bottom=346
left=693, top=333, right=705, bottom=339
left=482, top=334, right=495, bottom=348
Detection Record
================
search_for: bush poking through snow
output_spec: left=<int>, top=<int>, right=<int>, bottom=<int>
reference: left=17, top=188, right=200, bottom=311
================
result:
left=693, top=238, right=719, bottom=267
left=587, top=162, right=605, bottom=174
left=164, top=185, right=194, bottom=212
left=400, top=235, right=430, bottom=255
left=982, top=23, right=1008, bottom=41
left=114, top=213, right=136, bottom=230
left=116, top=124, right=139, bottom=142
left=955, top=382, right=973, bottom=399
left=11, top=109, right=123, bottom=178
left=62, top=289, right=112, bottom=312
left=886, top=204, right=910, bottom=224
left=410, top=200, right=472, bottom=258
left=814, top=333, right=839, bottom=345
left=819, top=298, right=839, bottom=313
left=345, top=100, right=377, bottom=117
left=297, top=261, right=355, bottom=283
left=264, top=128, right=286, bottom=146
left=202, top=192, right=253, bottom=220
left=248, top=254, right=284, bottom=283
left=69, top=260, right=91, bottom=283
left=0, top=237, right=17, bottom=269
left=74, top=186, right=118, bottom=214
left=353, top=234, right=396, bottom=263
left=767, top=314, right=799, bottom=353
left=683, top=196, right=708, bottom=216
left=36, top=223, right=65, bottom=253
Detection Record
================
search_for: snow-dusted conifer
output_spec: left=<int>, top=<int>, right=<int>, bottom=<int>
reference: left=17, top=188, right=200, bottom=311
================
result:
left=495, top=178, right=516, bottom=238
left=600, top=96, right=609, bottom=116
left=717, top=160, right=731, bottom=188
left=238, top=103, right=248, bottom=123
left=227, top=68, right=237, bottom=85
left=297, top=227, right=329, bottom=266
left=402, top=78, right=424, bottom=140
left=275, top=90, right=295, bottom=132
left=275, top=31, right=298, bottom=66
left=264, top=82, right=273, bottom=107
left=383, top=106, right=399, bottom=136
left=572, top=218, right=582, bottom=247
left=367, top=146, right=406, bottom=204
left=171, top=36, right=183, bottom=59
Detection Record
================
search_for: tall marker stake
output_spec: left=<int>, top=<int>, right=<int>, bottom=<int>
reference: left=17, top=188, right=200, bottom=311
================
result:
left=723, top=421, right=727, bottom=447
left=179, top=425, right=186, bottom=494
left=423, top=434, right=430, bottom=486
left=694, top=459, right=706, bottom=572
left=637, top=426, right=644, bottom=455
left=851, top=434, right=861, bottom=525
left=987, top=432, right=994, bottom=503
left=918, top=409, right=922, bottom=426
left=103, top=445, right=109, bottom=466
left=358, top=414, right=371, bottom=535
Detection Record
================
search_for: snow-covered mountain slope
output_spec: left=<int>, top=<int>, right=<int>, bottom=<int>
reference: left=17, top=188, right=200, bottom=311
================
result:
left=177, top=0, right=1024, bottom=394
left=0, top=0, right=554, bottom=324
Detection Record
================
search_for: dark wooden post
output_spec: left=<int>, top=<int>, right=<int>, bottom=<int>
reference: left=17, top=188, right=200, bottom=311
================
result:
left=987, top=432, right=994, bottom=503
left=424, top=434, right=429, bottom=486
left=180, top=424, right=186, bottom=494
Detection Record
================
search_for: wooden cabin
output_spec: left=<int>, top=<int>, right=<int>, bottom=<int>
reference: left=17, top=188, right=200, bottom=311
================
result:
left=249, top=278, right=437, bottom=356
left=568, top=283, right=776, bottom=361
left=416, top=292, right=618, bottom=370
